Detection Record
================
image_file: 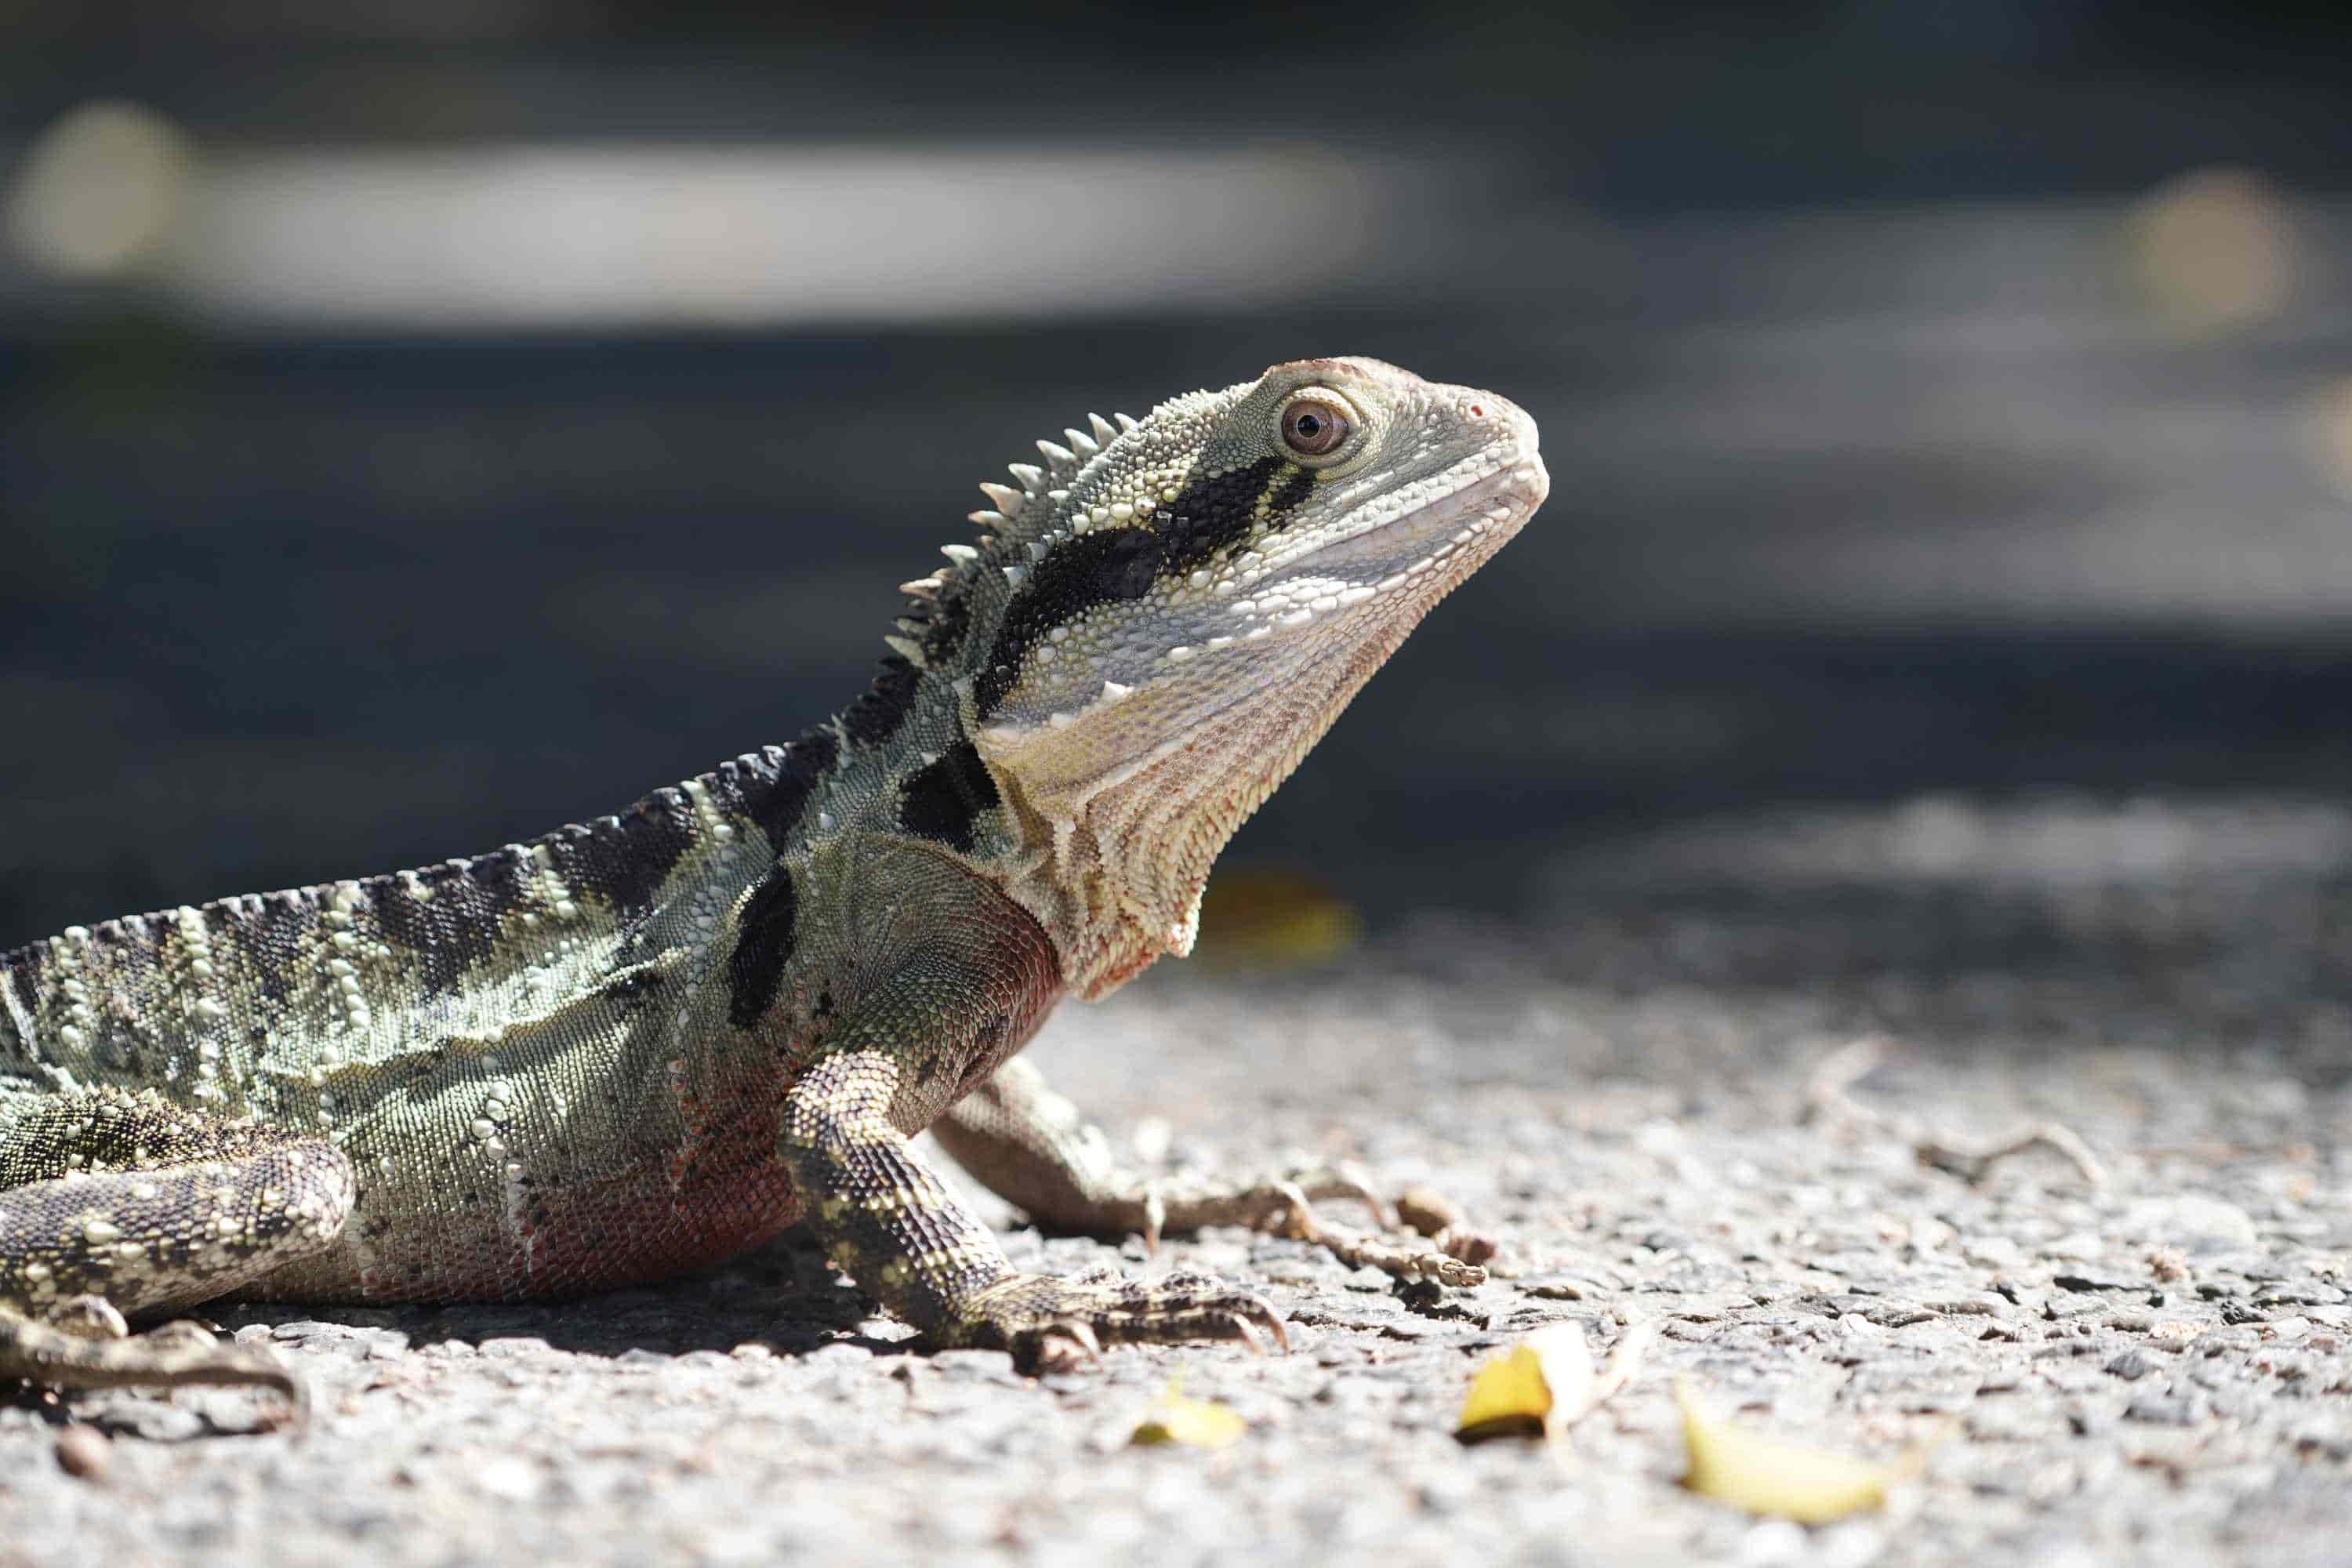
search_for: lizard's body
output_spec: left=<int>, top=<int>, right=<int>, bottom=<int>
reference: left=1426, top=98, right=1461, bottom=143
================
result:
left=1, top=358, right=1547, bottom=1403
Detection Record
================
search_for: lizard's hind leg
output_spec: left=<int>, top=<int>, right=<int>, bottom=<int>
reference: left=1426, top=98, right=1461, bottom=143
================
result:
left=935, top=1058, right=1487, bottom=1286
left=0, top=1087, right=354, bottom=1406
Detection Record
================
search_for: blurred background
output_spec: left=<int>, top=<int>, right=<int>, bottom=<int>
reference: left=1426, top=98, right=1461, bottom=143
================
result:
left=3, top=2, right=2350, bottom=1022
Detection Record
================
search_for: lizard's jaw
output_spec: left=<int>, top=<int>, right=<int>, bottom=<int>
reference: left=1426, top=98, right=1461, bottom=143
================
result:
left=1233, top=447, right=1549, bottom=643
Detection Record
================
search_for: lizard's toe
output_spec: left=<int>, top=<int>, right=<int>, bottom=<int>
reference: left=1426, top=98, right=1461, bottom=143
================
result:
left=1289, top=1161, right=1391, bottom=1227
left=42, top=1296, right=130, bottom=1341
left=140, top=1319, right=221, bottom=1352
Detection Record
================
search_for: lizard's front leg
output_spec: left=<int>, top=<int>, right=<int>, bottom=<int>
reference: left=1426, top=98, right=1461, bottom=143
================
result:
left=0, top=1087, right=354, bottom=1408
left=934, top=1058, right=1487, bottom=1286
left=779, top=1047, right=1283, bottom=1368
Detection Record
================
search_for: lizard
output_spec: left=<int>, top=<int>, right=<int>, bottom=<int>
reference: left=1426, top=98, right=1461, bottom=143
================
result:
left=0, top=356, right=1548, bottom=1410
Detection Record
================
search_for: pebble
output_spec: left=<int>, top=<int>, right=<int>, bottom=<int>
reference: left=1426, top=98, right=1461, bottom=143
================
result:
left=53, top=1426, right=109, bottom=1482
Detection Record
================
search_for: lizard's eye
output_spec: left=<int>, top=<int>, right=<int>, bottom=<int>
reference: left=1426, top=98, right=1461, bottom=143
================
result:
left=1277, top=391, right=1356, bottom=464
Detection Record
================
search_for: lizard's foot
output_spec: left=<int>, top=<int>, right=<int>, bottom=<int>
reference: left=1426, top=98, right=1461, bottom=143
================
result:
left=937, top=1268, right=1287, bottom=1372
left=1134, top=1160, right=1386, bottom=1250
left=1243, top=1178, right=1489, bottom=1287
left=1139, top=1166, right=1488, bottom=1288
left=0, top=1307, right=307, bottom=1417
left=932, top=1062, right=1491, bottom=1289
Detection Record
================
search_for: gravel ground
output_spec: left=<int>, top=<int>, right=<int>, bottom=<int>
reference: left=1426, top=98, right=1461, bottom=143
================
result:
left=5, top=793, right=2349, bottom=1568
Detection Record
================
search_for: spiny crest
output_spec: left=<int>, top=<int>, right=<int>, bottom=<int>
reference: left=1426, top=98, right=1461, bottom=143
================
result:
left=876, top=402, right=1156, bottom=677
left=961, top=409, right=1141, bottom=548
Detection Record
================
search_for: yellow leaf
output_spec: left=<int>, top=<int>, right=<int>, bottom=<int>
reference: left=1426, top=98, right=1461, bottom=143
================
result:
left=1675, top=1377, right=1895, bottom=1523
left=1131, top=1381, right=1247, bottom=1450
left=1194, top=868, right=1363, bottom=971
left=1457, top=1323, right=1595, bottom=1441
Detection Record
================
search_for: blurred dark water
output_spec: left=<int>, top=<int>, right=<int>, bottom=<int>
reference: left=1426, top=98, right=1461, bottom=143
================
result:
left=8, top=0, right=2352, bottom=942
left=5, top=249, right=2350, bottom=942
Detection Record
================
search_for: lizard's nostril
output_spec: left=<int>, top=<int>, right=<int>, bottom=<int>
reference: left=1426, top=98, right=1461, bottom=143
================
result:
left=1468, top=404, right=1486, bottom=418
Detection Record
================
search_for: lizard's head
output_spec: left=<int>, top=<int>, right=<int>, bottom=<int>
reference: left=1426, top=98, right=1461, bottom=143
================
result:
left=953, top=356, right=1548, bottom=991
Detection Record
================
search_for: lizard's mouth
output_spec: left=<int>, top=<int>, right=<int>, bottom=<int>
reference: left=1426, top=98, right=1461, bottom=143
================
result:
left=1223, top=445, right=1551, bottom=644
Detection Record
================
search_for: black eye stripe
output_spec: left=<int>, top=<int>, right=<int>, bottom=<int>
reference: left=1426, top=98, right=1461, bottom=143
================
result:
left=975, top=527, right=1167, bottom=715
left=1156, top=456, right=1287, bottom=575
left=973, top=450, right=1319, bottom=720
left=1094, top=528, right=1163, bottom=600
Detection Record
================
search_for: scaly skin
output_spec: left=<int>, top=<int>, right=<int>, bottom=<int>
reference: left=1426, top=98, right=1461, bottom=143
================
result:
left=0, top=357, right=1548, bottom=1404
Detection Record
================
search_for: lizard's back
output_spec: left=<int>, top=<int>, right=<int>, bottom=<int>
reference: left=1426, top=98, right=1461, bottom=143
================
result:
left=0, top=744, right=845, bottom=1300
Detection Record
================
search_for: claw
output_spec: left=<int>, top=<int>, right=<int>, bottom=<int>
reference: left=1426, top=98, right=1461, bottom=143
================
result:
left=44, top=1297, right=129, bottom=1341
left=1061, top=1318, right=1104, bottom=1360
left=142, top=1320, right=221, bottom=1352
left=1266, top=1180, right=1316, bottom=1240
left=1026, top=1335, right=1092, bottom=1376
left=1141, top=1182, right=1167, bottom=1256
left=1326, top=1162, right=1392, bottom=1228
left=1022, top=1317, right=1104, bottom=1375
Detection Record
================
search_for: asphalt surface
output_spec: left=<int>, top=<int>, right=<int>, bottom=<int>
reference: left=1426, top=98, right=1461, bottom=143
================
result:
left=4, top=793, right=2347, bottom=1567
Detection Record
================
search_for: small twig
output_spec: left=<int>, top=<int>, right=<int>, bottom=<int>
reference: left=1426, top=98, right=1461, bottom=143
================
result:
left=1799, top=1037, right=2107, bottom=1189
left=1918, top=1124, right=2109, bottom=1189
left=1802, top=1036, right=1891, bottom=1129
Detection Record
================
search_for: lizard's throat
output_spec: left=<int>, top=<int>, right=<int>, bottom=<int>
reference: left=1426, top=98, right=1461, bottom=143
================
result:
left=978, top=619, right=1410, bottom=1000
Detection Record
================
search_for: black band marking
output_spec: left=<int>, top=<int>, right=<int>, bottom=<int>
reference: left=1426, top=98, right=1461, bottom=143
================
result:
left=730, top=733, right=839, bottom=855
left=724, top=865, right=798, bottom=1029
left=898, top=741, right=1001, bottom=853
left=369, top=845, right=532, bottom=994
left=550, top=788, right=699, bottom=923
